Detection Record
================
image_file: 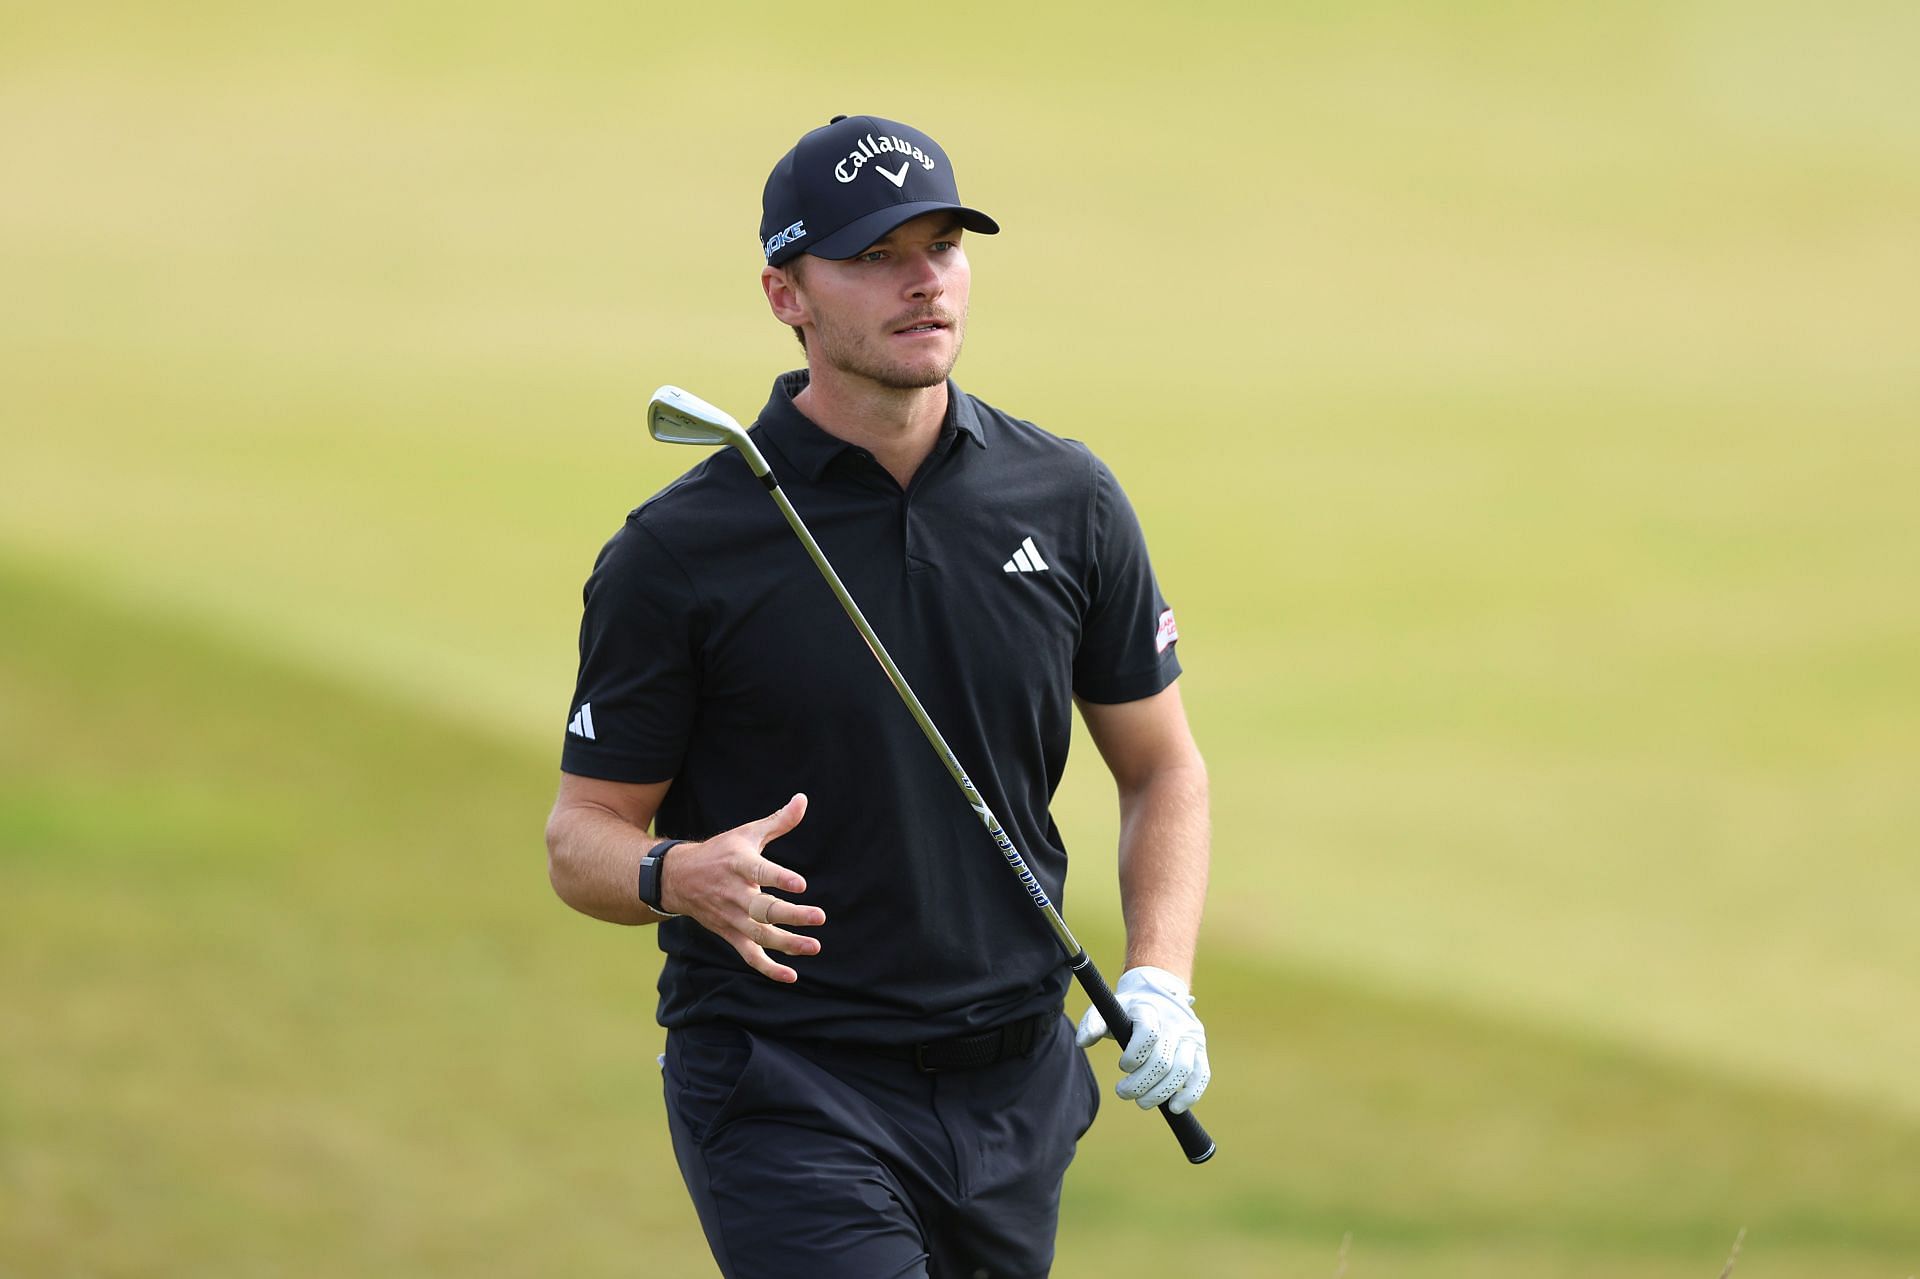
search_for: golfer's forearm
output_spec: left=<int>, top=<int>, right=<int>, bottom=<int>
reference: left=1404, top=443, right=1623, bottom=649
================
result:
left=545, top=805, right=673, bottom=926
left=1116, top=759, right=1210, bottom=981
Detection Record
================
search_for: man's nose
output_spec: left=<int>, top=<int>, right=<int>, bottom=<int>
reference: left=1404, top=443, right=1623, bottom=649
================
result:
left=903, top=251, right=944, bottom=301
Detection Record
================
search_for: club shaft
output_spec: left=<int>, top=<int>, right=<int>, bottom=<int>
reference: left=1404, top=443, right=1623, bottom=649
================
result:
left=743, top=460, right=1214, bottom=1164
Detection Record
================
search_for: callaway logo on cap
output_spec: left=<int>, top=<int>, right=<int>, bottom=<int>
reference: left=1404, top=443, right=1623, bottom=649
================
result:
left=760, top=114, right=1000, bottom=265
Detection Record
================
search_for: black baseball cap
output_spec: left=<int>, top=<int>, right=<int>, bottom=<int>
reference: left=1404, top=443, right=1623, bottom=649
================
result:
left=759, top=114, right=999, bottom=266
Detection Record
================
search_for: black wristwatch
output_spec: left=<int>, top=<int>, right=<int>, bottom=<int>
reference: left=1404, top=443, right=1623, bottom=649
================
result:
left=638, top=839, right=686, bottom=916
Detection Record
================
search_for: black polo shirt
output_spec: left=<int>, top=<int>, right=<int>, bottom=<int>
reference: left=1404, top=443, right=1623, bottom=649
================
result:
left=561, top=371, right=1181, bottom=1043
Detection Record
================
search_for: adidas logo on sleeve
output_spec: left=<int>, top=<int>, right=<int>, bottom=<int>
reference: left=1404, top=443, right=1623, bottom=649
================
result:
left=567, top=702, right=597, bottom=740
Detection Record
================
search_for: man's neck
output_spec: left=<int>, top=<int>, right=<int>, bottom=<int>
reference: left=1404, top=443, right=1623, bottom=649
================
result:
left=792, top=367, right=949, bottom=489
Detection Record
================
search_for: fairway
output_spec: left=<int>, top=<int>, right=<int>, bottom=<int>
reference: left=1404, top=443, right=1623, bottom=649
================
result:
left=6, top=561, right=1917, bottom=1276
left=4, top=2, right=1918, bottom=1275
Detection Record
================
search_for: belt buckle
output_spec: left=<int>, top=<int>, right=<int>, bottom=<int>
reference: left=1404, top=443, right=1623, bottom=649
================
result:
left=912, top=1042, right=941, bottom=1074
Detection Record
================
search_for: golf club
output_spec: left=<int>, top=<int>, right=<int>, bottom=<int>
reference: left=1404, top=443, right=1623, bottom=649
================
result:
left=646, top=384, right=1216, bottom=1165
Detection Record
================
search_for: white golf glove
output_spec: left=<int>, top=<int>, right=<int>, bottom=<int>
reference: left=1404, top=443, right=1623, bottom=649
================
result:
left=1074, top=965, right=1211, bottom=1115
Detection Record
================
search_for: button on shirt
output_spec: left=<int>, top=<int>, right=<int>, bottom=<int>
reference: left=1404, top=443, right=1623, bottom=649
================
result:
left=561, top=371, right=1181, bottom=1043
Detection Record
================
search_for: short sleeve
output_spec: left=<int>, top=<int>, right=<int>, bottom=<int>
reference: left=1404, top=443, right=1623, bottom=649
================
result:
left=559, top=518, right=700, bottom=782
left=1072, top=457, right=1182, bottom=704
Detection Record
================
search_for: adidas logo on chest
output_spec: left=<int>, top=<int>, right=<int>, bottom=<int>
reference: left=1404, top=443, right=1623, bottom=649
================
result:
left=1002, top=536, right=1049, bottom=574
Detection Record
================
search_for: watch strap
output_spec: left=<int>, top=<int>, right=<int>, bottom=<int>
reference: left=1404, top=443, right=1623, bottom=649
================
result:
left=639, top=839, right=686, bottom=916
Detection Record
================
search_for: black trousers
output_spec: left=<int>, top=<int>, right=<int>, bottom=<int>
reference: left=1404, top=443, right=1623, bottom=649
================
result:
left=662, top=1013, right=1099, bottom=1279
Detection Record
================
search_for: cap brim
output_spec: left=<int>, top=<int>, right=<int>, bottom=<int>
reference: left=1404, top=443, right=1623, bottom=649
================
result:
left=808, top=202, right=999, bottom=261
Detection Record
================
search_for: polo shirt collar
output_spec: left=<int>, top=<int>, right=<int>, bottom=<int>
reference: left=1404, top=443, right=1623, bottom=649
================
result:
left=755, top=370, right=988, bottom=483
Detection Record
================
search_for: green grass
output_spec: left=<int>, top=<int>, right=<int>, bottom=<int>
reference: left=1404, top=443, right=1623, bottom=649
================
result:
left=3, top=1, right=1918, bottom=1273
left=5, top=561, right=1919, bottom=1278
left=0, top=564, right=1912, bottom=1267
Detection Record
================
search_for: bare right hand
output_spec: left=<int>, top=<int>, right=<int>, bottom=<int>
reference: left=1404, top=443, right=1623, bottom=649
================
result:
left=659, top=793, right=824, bottom=983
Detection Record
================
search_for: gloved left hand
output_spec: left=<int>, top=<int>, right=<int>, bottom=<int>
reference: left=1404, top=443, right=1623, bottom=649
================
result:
left=1074, top=965, right=1211, bottom=1115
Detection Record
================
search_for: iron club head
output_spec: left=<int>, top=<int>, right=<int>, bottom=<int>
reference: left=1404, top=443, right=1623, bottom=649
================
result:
left=648, top=385, right=749, bottom=448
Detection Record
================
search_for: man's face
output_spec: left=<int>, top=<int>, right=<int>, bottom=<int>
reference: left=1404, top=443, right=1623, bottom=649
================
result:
left=773, top=211, right=971, bottom=391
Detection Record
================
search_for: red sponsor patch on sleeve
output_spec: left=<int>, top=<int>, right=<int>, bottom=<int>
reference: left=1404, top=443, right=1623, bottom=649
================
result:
left=1154, top=608, right=1179, bottom=654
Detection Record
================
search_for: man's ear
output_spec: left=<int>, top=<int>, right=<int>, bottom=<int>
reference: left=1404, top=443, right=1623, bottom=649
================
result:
left=763, top=264, right=809, bottom=328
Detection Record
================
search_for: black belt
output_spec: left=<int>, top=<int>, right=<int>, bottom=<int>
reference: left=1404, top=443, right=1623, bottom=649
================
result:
left=860, top=1013, right=1049, bottom=1074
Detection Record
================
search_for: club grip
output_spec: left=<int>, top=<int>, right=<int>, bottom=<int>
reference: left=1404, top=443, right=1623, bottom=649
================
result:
left=1070, top=953, right=1216, bottom=1164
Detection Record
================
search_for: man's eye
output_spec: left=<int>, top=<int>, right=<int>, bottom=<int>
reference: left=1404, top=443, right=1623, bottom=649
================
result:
left=860, top=250, right=888, bottom=263
left=930, top=241, right=957, bottom=252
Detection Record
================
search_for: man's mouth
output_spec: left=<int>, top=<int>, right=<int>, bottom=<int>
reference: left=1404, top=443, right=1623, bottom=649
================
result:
left=893, top=317, right=949, bottom=335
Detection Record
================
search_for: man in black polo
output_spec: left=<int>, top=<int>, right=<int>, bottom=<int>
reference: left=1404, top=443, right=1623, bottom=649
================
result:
left=545, top=114, right=1211, bottom=1278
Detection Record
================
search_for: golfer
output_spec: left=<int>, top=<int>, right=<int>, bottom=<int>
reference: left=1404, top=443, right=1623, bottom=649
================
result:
left=546, top=114, right=1211, bottom=1278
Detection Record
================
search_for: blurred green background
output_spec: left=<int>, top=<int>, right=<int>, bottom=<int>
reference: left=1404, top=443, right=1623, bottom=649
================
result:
left=3, top=2, right=1916, bottom=1275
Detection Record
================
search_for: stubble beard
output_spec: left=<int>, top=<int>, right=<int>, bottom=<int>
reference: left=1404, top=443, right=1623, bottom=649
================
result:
left=810, top=306, right=968, bottom=391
